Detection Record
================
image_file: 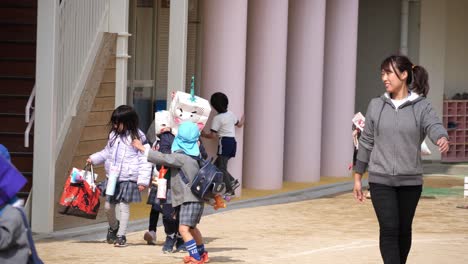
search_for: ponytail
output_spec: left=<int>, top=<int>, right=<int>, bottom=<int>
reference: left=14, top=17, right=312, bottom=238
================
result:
left=411, top=65, right=429, bottom=97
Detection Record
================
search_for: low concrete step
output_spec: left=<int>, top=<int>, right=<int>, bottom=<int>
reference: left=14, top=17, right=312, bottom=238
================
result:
left=423, top=162, right=468, bottom=176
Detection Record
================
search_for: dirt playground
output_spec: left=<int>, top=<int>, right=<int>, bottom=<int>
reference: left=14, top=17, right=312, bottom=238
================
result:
left=36, top=176, right=468, bottom=263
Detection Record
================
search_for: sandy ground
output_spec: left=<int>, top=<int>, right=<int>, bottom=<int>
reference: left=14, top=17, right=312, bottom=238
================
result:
left=36, top=182, right=468, bottom=264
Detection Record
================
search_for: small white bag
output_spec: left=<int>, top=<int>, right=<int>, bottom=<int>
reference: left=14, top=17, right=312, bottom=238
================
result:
left=421, top=140, right=432, bottom=156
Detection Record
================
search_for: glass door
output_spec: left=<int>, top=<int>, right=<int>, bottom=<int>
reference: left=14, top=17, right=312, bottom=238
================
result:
left=127, top=0, right=157, bottom=133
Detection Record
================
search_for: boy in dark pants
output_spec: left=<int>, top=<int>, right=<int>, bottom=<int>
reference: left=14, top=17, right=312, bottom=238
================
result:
left=201, top=92, right=244, bottom=197
left=134, top=122, right=209, bottom=264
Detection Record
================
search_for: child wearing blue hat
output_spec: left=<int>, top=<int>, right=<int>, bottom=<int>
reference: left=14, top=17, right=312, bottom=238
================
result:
left=0, top=155, right=30, bottom=264
left=133, top=121, right=209, bottom=264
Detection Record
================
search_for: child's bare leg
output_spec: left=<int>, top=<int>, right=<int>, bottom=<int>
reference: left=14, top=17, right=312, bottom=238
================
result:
left=179, top=224, right=193, bottom=242
left=189, top=227, right=203, bottom=245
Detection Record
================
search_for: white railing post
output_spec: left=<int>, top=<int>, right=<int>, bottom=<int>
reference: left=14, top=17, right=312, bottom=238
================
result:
left=109, top=0, right=130, bottom=107
left=33, top=0, right=59, bottom=233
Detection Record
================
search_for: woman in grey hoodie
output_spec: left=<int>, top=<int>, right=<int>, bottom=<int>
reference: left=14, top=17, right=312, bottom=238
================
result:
left=353, top=55, right=449, bottom=264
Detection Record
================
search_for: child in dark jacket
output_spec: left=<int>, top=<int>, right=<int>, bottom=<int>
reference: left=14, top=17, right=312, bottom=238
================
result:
left=144, top=118, right=184, bottom=253
left=134, top=122, right=209, bottom=264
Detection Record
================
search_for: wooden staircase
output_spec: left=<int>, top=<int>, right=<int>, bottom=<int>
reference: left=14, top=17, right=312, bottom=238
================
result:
left=0, top=0, right=37, bottom=200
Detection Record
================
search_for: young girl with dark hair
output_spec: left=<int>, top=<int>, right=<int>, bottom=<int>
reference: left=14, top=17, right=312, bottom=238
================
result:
left=88, top=105, right=152, bottom=247
left=353, top=55, right=449, bottom=264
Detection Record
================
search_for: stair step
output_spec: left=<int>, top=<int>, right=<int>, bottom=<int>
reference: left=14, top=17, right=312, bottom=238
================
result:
left=0, top=23, right=36, bottom=42
left=0, top=132, right=33, bottom=152
left=0, top=60, right=35, bottom=77
left=10, top=151, right=33, bottom=173
left=0, top=0, right=37, bottom=8
left=20, top=172, right=33, bottom=194
left=17, top=192, right=29, bottom=199
left=0, top=94, right=30, bottom=114
left=0, top=113, right=28, bottom=133
left=0, top=41, right=36, bottom=59
left=0, top=7, right=37, bottom=24
left=0, top=78, right=34, bottom=96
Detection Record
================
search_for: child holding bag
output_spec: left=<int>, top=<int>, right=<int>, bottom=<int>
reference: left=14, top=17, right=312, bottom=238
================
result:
left=87, top=105, right=152, bottom=247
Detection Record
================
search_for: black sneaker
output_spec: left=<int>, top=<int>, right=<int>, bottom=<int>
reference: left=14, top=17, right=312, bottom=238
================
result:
left=162, top=235, right=176, bottom=253
left=175, top=236, right=186, bottom=252
left=106, top=221, right=119, bottom=244
left=114, top=235, right=127, bottom=247
left=230, top=179, right=240, bottom=192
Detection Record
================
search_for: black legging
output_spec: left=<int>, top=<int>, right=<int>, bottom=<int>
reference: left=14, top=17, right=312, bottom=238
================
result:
left=370, top=183, right=422, bottom=264
left=214, top=155, right=236, bottom=194
left=149, top=203, right=178, bottom=235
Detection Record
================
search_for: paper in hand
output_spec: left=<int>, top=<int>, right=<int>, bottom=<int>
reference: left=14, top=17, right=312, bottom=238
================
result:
left=352, top=112, right=365, bottom=131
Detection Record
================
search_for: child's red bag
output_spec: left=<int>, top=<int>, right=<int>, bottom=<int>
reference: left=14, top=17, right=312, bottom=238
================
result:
left=58, top=166, right=101, bottom=219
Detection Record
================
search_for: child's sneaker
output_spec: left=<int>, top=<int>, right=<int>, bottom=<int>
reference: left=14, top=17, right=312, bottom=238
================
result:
left=183, top=256, right=205, bottom=264
left=143, top=230, right=157, bottom=245
left=162, top=235, right=176, bottom=253
left=106, top=221, right=119, bottom=244
left=223, top=195, right=232, bottom=202
left=230, top=179, right=240, bottom=192
left=114, top=235, right=127, bottom=247
left=201, top=252, right=210, bottom=263
left=175, top=236, right=186, bottom=252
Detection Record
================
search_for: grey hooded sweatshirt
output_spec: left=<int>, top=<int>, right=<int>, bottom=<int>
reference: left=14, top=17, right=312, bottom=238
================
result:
left=355, top=92, right=448, bottom=186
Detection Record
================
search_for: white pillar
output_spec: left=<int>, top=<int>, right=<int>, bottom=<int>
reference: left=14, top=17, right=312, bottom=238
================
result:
left=167, top=0, right=189, bottom=102
left=109, top=0, right=130, bottom=107
left=400, top=0, right=410, bottom=55
left=321, top=0, right=359, bottom=177
left=200, top=0, right=248, bottom=194
left=244, top=0, right=289, bottom=190
left=32, top=0, right=58, bottom=233
left=284, top=0, right=326, bottom=182
left=419, top=0, right=447, bottom=160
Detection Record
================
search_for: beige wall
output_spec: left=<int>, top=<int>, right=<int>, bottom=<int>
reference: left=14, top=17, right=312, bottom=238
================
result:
left=355, top=0, right=401, bottom=114
left=444, top=0, right=468, bottom=99
left=55, top=54, right=116, bottom=231
left=419, top=0, right=447, bottom=160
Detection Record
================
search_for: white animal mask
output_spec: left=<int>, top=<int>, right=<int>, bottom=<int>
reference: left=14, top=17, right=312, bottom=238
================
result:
left=154, top=110, right=171, bottom=135
left=169, top=91, right=211, bottom=135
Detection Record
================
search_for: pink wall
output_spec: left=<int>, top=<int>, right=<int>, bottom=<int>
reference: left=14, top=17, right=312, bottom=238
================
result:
left=200, top=0, right=248, bottom=194
left=321, top=0, right=359, bottom=177
left=284, top=0, right=326, bottom=182
left=243, top=0, right=289, bottom=190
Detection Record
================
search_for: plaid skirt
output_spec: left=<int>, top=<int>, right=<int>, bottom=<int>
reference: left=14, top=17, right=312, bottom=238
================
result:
left=178, top=202, right=204, bottom=228
left=107, top=181, right=141, bottom=204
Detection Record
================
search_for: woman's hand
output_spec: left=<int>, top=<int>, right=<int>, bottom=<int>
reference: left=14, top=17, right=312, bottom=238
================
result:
left=437, top=137, right=449, bottom=154
left=132, top=139, right=145, bottom=152
left=86, top=158, right=92, bottom=164
left=138, top=185, right=146, bottom=192
left=353, top=173, right=364, bottom=202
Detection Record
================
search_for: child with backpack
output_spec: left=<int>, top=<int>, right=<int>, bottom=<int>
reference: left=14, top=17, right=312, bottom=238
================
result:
left=87, top=105, right=152, bottom=247
left=201, top=92, right=244, bottom=197
left=133, top=121, right=209, bottom=264
left=143, top=114, right=185, bottom=253
left=0, top=154, right=36, bottom=264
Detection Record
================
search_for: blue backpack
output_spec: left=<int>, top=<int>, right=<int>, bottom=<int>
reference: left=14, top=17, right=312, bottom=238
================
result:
left=181, top=156, right=226, bottom=200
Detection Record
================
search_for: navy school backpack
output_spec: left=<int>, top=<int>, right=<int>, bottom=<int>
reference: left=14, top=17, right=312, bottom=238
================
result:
left=180, top=156, right=226, bottom=200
